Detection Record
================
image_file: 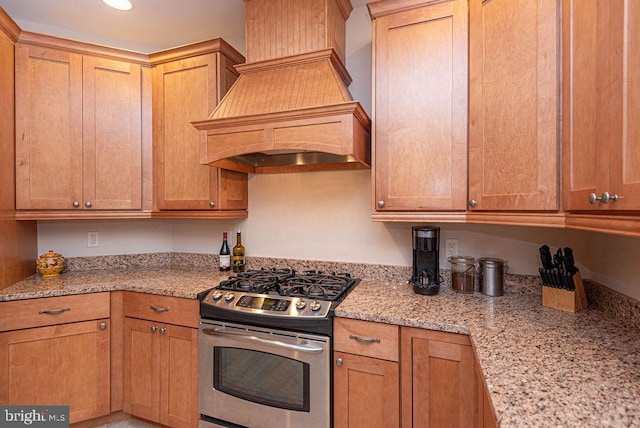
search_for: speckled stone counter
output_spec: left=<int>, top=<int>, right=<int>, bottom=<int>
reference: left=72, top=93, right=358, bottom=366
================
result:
left=336, top=277, right=640, bottom=427
left=0, top=267, right=228, bottom=301
left=3, top=253, right=640, bottom=427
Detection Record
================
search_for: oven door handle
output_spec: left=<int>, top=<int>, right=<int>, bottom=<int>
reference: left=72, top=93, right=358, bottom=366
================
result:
left=201, top=328, right=325, bottom=353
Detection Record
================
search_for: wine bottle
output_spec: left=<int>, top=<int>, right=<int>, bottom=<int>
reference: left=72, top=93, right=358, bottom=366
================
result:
left=232, top=229, right=245, bottom=272
left=219, top=232, right=231, bottom=272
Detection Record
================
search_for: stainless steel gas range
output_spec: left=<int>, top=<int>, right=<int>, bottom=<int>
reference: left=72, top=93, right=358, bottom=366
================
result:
left=198, top=268, right=359, bottom=428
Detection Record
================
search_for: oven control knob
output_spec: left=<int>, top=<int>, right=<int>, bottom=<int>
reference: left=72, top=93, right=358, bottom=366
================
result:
left=310, top=301, right=322, bottom=312
left=295, top=299, right=306, bottom=310
left=224, top=292, right=235, bottom=302
left=211, top=290, right=223, bottom=301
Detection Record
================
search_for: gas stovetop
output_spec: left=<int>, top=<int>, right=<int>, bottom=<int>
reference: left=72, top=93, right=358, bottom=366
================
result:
left=198, top=268, right=360, bottom=336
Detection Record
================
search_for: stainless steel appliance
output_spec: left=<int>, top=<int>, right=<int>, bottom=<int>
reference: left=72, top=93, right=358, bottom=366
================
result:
left=411, top=226, right=441, bottom=295
left=198, top=269, right=359, bottom=428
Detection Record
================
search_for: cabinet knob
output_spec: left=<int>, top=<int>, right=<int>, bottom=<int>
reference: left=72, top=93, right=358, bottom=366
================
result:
left=85, top=201, right=92, bottom=208
left=336, top=357, right=343, bottom=367
left=72, top=201, right=80, bottom=208
left=469, top=199, right=478, bottom=208
left=159, top=328, right=166, bottom=334
left=150, top=325, right=157, bottom=333
left=589, top=192, right=621, bottom=204
left=209, top=201, right=215, bottom=208
left=99, top=322, right=107, bottom=330
left=377, top=201, right=385, bottom=208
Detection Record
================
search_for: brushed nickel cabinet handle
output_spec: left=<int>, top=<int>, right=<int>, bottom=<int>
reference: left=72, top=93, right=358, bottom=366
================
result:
left=38, top=307, right=71, bottom=315
left=377, top=201, right=385, bottom=208
left=469, top=199, right=478, bottom=207
left=72, top=201, right=80, bottom=208
left=209, top=201, right=215, bottom=208
left=150, top=325, right=157, bottom=333
left=150, top=305, right=169, bottom=312
left=336, top=357, right=343, bottom=367
left=159, top=328, right=166, bottom=334
left=85, top=201, right=92, bottom=208
left=349, top=334, right=381, bottom=344
left=99, top=322, right=107, bottom=330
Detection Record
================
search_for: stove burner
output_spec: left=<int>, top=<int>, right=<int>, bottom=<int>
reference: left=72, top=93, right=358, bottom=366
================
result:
left=215, top=269, right=356, bottom=302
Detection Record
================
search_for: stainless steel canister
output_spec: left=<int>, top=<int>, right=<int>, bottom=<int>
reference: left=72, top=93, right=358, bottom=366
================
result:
left=448, top=255, right=476, bottom=293
left=477, top=258, right=507, bottom=296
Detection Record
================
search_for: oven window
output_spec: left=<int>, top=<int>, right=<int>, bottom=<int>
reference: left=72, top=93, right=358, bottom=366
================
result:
left=214, top=347, right=310, bottom=412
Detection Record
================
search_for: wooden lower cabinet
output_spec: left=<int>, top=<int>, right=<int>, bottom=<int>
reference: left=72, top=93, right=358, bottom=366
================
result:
left=334, top=317, right=491, bottom=428
left=401, top=327, right=477, bottom=428
left=333, top=318, right=400, bottom=428
left=0, top=319, right=111, bottom=423
left=123, top=317, right=198, bottom=428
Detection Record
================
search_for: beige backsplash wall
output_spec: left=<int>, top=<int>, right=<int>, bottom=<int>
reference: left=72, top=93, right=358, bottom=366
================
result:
left=37, top=169, right=640, bottom=301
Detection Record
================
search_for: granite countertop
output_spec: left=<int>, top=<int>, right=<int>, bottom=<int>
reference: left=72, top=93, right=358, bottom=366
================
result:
left=0, top=267, right=228, bottom=301
left=2, top=263, right=639, bottom=427
left=336, top=277, right=640, bottom=427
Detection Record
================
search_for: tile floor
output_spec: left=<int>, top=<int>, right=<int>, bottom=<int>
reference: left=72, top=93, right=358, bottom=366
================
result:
left=96, top=418, right=160, bottom=428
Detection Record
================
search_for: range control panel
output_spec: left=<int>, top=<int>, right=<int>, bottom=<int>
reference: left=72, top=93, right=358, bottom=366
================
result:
left=203, top=289, right=331, bottom=318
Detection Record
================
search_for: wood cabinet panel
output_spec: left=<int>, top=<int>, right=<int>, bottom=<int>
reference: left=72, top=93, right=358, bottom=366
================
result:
left=83, top=56, right=142, bottom=209
left=563, top=0, right=640, bottom=211
left=15, top=44, right=83, bottom=209
left=0, top=319, right=111, bottom=423
left=401, top=327, right=476, bottom=428
left=333, top=351, right=400, bottom=428
left=469, top=0, right=559, bottom=211
left=371, top=0, right=468, bottom=211
left=15, top=41, right=145, bottom=213
left=334, top=317, right=399, bottom=361
left=122, top=291, right=199, bottom=328
left=123, top=292, right=198, bottom=428
left=153, top=49, right=248, bottom=212
left=123, top=316, right=161, bottom=421
left=0, top=292, right=110, bottom=332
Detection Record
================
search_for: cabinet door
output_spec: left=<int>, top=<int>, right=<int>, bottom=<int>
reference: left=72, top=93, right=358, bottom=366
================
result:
left=372, top=0, right=468, bottom=211
left=0, top=319, right=110, bottom=423
left=469, top=0, right=559, bottom=211
left=159, top=323, right=198, bottom=428
left=154, top=54, right=247, bottom=211
left=15, top=44, right=83, bottom=210
left=401, top=327, right=476, bottom=428
left=563, top=0, right=640, bottom=211
left=123, top=317, right=161, bottom=422
left=83, top=56, right=142, bottom=210
left=333, top=351, right=399, bottom=428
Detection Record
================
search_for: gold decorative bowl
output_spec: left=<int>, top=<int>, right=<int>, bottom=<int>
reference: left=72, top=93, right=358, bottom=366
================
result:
left=36, top=250, right=65, bottom=277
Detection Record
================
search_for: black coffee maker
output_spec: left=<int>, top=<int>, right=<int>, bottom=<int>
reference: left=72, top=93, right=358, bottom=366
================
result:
left=411, top=226, right=441, bottom=295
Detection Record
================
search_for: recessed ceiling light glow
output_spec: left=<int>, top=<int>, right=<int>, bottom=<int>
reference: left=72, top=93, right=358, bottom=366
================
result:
left=102, top=0, right=134, bottom=11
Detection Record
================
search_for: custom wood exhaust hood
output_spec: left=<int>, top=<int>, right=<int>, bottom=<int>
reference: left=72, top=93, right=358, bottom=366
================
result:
left=192, top=0, right=371, bottom=174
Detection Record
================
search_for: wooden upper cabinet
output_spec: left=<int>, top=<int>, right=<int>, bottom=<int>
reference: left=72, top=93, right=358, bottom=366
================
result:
left=151, top=42, right=248, bottom=213
left=468, top=0, right=559, bottom=211
left=83, top=56, right=142, bottom=210
left=370, top=0, right=468, bottom=212
left=15, top=40, right=147, bottom=214
left=15, top=44, right=83, bottom=210
left=563, top=0, right=640, bottom=211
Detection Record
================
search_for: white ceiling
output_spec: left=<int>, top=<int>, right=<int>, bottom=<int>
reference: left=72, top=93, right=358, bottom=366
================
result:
left=0, top=0, right=370, bottom=54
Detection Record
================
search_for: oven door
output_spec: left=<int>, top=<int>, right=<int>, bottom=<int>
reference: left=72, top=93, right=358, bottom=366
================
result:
left=199, top=319, right=330, bottom=428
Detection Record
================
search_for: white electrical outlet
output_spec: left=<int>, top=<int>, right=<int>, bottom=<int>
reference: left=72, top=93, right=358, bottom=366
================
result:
left=445, top=239, right=458, bottom=258
left=87, top=231, right=99, bottom=248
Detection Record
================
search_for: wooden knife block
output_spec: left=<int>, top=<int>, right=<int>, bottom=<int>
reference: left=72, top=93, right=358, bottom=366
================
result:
left=542, top=271, right=588, bottom=313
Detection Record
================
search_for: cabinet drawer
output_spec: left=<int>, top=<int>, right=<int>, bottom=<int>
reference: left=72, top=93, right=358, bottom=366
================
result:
left=122, top=292, right=198, bottom=328
left=0, top=292, right=110, bottom=332
left=334, top=317, right=399, bottom=362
